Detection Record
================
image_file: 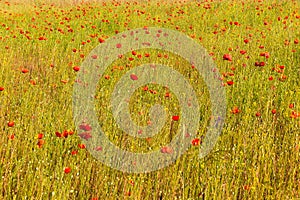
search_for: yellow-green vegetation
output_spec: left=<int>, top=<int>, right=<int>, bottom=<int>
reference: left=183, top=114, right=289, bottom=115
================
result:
left=0, top=0, right=299, bottom=199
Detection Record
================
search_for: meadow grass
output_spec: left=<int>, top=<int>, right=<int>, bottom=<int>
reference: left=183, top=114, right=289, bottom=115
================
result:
left=0, top=0, right=299, bottom=199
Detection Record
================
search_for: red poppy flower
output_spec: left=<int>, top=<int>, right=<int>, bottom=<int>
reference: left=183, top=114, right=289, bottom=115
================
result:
left=73, top=66, right=80, bottom=71
left=68, top=130, right=74, bottom=135
left=94, top=146, right=103, bottom=151
left=71, top=150, right=78, bottom=155
left=231, top=106, right=240, bottom=114
left=223, top=54, right=232, bottom=61
left=55, top=131, right=62, bottom=137
left=78, top=143, right=86, bottom=149
left=91, top=55, right=98, bottom=59
left=265, top=52, right=270, bottom=58
left=227, top=80, right=234, bottom=86
left=161, top=146, right=173, bottom=154
left=192, top=138, right=201, bottom=146
left=172, top=115, right=179, bottom=121
left=62, top=130, right=69, bottom=138
left=130, top=74, right=138, bottom=80
left=78, top=132, right=92, bottom=140
left=116, top=43, right=122, bottom=48
left=259, top=62, right=265, bottom=66
left=79, top=124, right=92, bottom=131
left=243, top=185, right=250, bottom=191
left=290, top=110, right=300, bottom=118
left=37, top=139, right=45, bottom=148
left=64, top=167, right=71, bottom=174
left=37, top=133, right=43, bottom=139
left=38, top=36, right=47, bottom=40
left=244, top=39, right=249, bottom=44
left=279, top=75, right=287, bottom=82
left=8, top=121, right=14, bottom=127
left=30, top=80, right=36, bottom=85
left=143, top=86, right=148, bottom=91
left=149, top=89, right=157, bottom=94
left=8, top=133, right=14, bottom=140
left=255, top=62, right=265, bottom=67
left=21, top=68, right=29, bottom=73
left=0, top=87, right=4, bottom=91
left=98, top=38, right=105, bottom=43
left=259, top=52, right=270, bottom=58
left=240, top=50, right=247, bottom=55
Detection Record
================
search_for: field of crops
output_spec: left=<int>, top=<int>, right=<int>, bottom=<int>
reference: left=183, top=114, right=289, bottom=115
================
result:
left=0, top=0, right=299, bottom=199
